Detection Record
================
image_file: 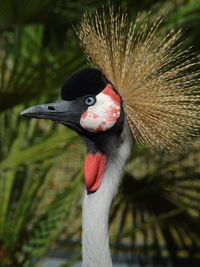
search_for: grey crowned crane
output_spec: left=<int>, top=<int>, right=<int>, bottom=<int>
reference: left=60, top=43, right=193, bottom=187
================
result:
left=21, top=8, right=200, bottom=267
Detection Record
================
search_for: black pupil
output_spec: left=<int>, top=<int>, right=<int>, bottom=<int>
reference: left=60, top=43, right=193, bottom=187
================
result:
left=85, top=97, right=95, bottom=105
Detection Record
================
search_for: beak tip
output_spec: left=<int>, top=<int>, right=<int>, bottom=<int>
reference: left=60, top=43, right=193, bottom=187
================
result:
left=20, top=107, right=37, bottom=117
left=20, top=110, right=26, bottom=116
left=20, top=109, right=30, bottom=116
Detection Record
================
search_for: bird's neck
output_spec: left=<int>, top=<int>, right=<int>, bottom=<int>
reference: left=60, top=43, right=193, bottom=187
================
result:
left=81, top=123, right=133, bottom=267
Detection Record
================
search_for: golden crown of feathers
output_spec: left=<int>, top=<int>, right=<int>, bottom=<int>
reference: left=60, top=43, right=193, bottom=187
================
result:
left=77, top=7, right=200, bottom=150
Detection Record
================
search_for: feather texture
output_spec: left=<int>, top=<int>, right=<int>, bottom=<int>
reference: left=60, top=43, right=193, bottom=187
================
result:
left=78, top=7, right=200, bottom=150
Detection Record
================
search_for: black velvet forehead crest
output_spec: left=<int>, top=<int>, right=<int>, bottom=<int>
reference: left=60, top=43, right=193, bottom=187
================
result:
left=61, top=68, right=107, bottom=100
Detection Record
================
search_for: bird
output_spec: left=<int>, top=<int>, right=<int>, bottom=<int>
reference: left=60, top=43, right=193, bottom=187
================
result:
left=21, top=7, right=200, bottom=267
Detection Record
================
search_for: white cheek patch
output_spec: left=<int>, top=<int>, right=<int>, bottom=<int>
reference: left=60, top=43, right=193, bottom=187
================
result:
left=80, top=84, right=121, bottom=132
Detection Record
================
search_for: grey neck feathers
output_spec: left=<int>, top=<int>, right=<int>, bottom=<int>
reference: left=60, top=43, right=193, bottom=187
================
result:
left=82, top=123, right=133, bottom=267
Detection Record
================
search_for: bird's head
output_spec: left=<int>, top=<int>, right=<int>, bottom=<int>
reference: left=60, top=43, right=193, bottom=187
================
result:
left=21, top=68, right=125, bottom=193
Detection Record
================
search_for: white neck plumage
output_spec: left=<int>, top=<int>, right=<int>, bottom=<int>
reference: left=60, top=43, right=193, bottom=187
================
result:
left=82, top=123, right=133, bottom=267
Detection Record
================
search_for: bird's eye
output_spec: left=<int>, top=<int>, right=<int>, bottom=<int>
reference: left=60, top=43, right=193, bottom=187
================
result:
left=84, top=96, right=96, bottom=106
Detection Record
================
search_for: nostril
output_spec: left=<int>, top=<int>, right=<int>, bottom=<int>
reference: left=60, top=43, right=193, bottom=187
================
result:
left=47, top=106, right=56, bottom=111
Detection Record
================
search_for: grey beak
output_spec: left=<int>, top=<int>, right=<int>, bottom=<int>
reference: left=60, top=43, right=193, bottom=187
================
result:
left=20, top=100, right=71, bottom=120
left=20, top=100, right=83, bottom=133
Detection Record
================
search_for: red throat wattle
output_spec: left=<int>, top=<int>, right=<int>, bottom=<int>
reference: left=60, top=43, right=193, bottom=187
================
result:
left=84, top=152, right=106, bottom=192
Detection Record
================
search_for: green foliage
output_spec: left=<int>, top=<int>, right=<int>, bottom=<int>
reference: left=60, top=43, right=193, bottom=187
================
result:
left=110, top=145, right=200, bottom=266
left=0, top=107, right=84, bottom=266
left=0, top=24, right=84, bottom=112
left=0, top=0, right=86, bottom=265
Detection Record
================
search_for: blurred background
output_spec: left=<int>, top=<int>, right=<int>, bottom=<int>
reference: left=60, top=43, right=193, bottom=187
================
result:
left=1, top=0, right=200, bottom=266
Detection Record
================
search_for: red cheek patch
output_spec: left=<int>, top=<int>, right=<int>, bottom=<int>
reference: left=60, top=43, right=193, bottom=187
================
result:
left=102, top=84, right=121, bottom=105
left=80, top=84, right=121, bottom=132
left=84, top=152, right=106, bottom=192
